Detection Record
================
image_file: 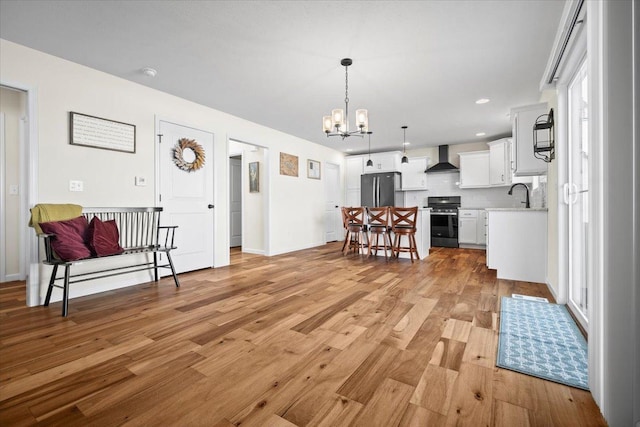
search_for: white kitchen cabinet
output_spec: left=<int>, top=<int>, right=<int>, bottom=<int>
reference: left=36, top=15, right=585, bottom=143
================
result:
left=488, top=138, right=512, bottom=186
left=458, top=209, right=486, bottom=246
left=346, top=156, right=363, bottom=190
left=486, top=209, right=547, bottom=283
left=401, top=156, right=428, bottom=190
left=459, top=151, right=490, bottom=188
left=511, top=103, right=548, bottom=176
left=459, top=218, right=477, bottom=244
left=365, top=152, right=401, bottom=173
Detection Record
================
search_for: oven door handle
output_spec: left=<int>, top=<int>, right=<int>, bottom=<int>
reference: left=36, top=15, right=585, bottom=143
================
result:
left=430, top=212, right=459, bottom=216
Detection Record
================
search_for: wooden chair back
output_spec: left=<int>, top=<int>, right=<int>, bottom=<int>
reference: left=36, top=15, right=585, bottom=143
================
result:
left=391, top=206, right=418, bottom=230
left=344, top=207, right=365, bottom=228
left=367, top=206, right=390, bottom=229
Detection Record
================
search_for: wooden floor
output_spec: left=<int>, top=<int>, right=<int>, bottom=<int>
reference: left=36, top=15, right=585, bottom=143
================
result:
left=0, top=244, right=606, bottom=426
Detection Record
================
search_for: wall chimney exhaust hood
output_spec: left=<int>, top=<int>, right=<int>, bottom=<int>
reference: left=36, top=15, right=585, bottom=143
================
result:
left=425, top=145, right=459, bottom=173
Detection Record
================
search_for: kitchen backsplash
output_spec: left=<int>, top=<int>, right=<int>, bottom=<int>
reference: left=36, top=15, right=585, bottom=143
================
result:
left=403, top=171, right=547, bottom=209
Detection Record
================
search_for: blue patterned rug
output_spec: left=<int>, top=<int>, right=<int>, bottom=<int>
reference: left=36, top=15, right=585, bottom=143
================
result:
left=497, top=296, right=589, bottom=390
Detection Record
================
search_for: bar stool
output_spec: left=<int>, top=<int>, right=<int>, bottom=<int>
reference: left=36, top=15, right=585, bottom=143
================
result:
left=391, top=206, right=420, bottom=262
left=367, top=206, right=393, bottom=259
left=340, top=206, right=350, bottom=252
left=343, top=207, right=368, bottom=255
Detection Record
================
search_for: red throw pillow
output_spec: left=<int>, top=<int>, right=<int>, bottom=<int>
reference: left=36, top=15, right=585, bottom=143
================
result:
left=88, top=217, right=124, bottom=257
left=39, top=216, right=91, bottom=261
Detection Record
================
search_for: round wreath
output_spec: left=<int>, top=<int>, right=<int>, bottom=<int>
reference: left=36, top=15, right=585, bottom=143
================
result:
left=173, top=138, right=205, bottom=172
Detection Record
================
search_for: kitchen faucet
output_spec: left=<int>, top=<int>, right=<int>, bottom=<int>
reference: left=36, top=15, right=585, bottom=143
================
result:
left=508, top=183, right=530, bottom=208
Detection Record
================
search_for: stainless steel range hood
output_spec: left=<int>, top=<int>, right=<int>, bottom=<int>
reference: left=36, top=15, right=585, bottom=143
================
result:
left=425, top=145, right=459, bottom=173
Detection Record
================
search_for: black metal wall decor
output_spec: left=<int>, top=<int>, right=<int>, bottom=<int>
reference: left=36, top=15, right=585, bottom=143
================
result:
left=533, top=108, right=555, bottom=163
left=173, top=138, right=205, bottom=172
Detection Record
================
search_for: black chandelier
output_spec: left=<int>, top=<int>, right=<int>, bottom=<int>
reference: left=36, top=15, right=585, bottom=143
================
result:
left=322, top=58, right=369, bottom=139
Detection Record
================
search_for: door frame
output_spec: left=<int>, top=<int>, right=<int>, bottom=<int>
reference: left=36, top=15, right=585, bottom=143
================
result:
left=0, top=80, right=39, bottom=306
left=154, top=115, right=216, bottom=268
left=227, top=136, right=270, bottom=256
left=555, top=0, right=604, bottom=407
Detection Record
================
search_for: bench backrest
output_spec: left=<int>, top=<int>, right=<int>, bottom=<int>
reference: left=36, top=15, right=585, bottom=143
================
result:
left=82, top=207, right=162, bottom=250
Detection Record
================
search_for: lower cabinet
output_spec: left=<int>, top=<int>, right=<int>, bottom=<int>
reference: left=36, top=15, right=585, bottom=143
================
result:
left=486, top=209, right=547, bottom=283
left=458, top=209, right=486, bottom=247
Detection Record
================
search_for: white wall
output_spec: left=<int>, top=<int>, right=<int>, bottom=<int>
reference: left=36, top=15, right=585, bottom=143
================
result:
left=0, top=39, right=345, bottom=303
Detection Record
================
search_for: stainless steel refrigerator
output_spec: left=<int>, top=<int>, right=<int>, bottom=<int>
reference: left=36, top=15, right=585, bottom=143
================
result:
left=361, top=172, right=403, bottom=207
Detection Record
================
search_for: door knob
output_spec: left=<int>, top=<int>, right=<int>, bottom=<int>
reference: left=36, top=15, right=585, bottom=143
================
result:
left=208, top=204, right=215, bottom=209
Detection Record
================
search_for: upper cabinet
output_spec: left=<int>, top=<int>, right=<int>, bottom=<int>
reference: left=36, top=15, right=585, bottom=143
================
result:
left=459, top=151, right=490, bottom=188
left=364, top=152, right=402, bottom=174
left=511, top=103, right=548, bottom=176
left=401, top=156, right=429, bottom=190
left=488, top=138, right=512, bottom=186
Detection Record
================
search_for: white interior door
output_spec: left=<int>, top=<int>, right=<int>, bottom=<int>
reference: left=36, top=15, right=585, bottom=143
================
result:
left=159, top=120, right=214, bottom=273
left=229, top=157, right=242, bottom=247
left=565, top=60, right=589, bottom=329
left=324, top=162, right=341, bottom=242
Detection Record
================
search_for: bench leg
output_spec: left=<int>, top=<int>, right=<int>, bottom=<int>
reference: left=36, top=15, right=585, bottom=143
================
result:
left=62, top=265, right=70, bottom=317
left=44, top=264, right=58, bottom=306
left=153, top=252, right=159, bottom=282
left=165, top=252, right=180, bottom=287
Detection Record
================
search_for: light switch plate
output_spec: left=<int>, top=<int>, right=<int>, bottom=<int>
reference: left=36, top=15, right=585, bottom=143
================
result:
left=135, top=176, right=147, bottom=186
left=69, top=180, right=83, bottom=192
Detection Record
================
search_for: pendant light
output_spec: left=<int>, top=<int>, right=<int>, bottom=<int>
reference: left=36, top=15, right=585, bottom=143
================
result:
left=401, top=126, right=409, bottom=164
left=366, top=131, right=373, bottom=167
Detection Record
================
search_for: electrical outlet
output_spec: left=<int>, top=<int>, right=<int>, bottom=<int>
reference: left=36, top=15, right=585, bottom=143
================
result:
left=69, top=180, right=83, bottom=192
left=135, top=176, right=147, bottom=186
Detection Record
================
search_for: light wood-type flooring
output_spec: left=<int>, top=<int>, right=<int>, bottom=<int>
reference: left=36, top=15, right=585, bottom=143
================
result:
left=0, top=244, right=606, bottom=426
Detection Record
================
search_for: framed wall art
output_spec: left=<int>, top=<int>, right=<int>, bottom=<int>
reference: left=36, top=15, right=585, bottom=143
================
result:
left=307, top=159, right=321, bottom=179
left=69, top=111, right=136, bottom=153
left=279, top=152, right=298, bottom=177
left=249, top=161, right=259, bottom=192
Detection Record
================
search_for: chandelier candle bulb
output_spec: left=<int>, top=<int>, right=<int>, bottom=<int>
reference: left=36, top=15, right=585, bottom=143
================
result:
left=332, top=108, right=345, bottom=129
left=356, top=109, right=368, bottom=130
left=323, top=116, right=332, bottom=133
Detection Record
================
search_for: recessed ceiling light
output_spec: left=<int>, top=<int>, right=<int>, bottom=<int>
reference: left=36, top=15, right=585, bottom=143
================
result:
left=346, top=148, right=354, bottom=152
left=476, top=132, right=486, bottom=137
left=403, top=141, right=411, bottom=145
left=141, top=67, right=157, bottom=77
left=475, top=98, right=490, bottom=104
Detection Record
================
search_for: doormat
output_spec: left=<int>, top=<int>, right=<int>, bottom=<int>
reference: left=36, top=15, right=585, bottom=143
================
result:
left=497, top=296, right=589, bottom=390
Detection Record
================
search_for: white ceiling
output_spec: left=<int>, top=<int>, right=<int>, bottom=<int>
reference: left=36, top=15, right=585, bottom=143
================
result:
left=0, top=0, right=565, bottom=154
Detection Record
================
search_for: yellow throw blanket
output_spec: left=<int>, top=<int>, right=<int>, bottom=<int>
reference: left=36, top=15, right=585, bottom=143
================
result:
left=29, top=204, right=83, bottom=234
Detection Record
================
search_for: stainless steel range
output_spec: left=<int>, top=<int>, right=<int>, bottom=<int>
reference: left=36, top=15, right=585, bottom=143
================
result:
left=427, top=196, right=461, bottom=248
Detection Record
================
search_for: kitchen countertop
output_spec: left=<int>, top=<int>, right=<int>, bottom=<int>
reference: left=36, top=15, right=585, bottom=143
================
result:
left=485, top=207, right=548, bottom=212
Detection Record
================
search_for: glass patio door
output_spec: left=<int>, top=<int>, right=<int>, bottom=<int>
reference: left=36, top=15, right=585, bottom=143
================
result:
left=565, top=59, right=589, bottom=328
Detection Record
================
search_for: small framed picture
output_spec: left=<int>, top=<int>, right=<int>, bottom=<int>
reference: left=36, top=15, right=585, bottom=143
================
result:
left=307, top=159, right=321, bottom=180
left=280, top=152, right=298, bottom=177
left=249, top=162, right=259, bottom=193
